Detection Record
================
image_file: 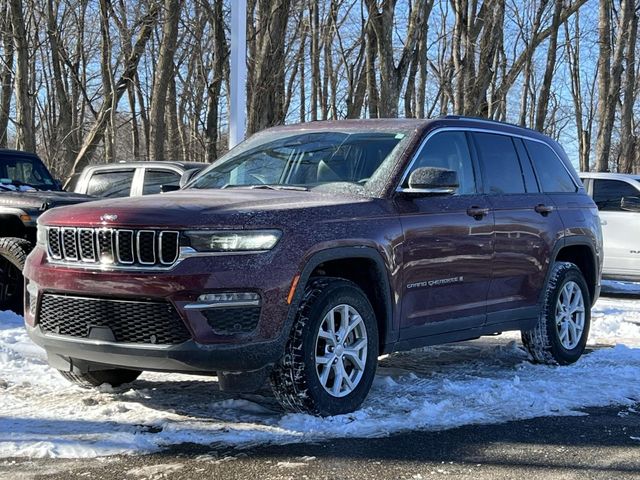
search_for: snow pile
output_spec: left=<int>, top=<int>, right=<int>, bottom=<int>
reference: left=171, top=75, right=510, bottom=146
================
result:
left=1, top=294, right=640, bottom=458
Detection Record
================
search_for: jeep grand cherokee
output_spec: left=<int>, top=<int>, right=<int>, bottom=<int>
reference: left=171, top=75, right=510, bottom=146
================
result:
left=24, top=117, right=603, bottom=416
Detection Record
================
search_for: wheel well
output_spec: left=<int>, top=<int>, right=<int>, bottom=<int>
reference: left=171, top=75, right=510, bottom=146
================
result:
left=0, top=215, right=26, bottom=239
left=310, top=257, right=390, bottom=352
left=555, top=245, right=596, bottom=301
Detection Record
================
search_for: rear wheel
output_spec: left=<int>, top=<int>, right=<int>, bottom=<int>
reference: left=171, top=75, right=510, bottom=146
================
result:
left=522, top=262, right=591, bottom=365
left=270, top=277, right=378, bottom=416
left=59, top=368, right=142, bottom=388
left=0, top=237, right=30, bottom=314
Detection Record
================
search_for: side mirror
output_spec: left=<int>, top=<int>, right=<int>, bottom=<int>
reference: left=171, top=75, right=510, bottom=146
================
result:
left=403, top=167, right=459, bottom=194
left=179, top=168, right=202, bottom=188
left=621, top=196, right=640, bottom=212
left=160, top=184, right=181, bottom=193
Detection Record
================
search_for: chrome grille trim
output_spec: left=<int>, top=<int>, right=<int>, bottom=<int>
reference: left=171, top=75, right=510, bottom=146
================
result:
left=159, top=231, right=180, bottom=265
left=47, top=227, right=62, bottom=260
left=116, top=230, right=135, bottom=265
left=137, top=230, right=156, bottom=265
left=78, top=229, right=96, bottom=262
left=61, top=227, right=78, bottom=261
left=45, top=227, right=181, bottom=270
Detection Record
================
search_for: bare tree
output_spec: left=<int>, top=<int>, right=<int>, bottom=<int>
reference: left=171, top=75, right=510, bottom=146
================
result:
left=149, top=0, right=181, bottom=161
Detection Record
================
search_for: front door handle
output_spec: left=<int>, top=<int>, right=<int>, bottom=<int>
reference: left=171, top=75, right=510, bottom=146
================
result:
left=467, top=206, right=490, bottom=220
left=534, top=204, right=555, bottom=216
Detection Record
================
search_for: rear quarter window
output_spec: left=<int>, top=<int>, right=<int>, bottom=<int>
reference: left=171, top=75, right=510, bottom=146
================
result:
left=86, top=170, right=135, bottom=197
left=524, top=140, right=577, bottom=193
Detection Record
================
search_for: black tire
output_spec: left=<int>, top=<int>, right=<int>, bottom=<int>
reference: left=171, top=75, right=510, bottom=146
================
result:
left=59, top=368, right=142, bottom=388
left=0, top=237, right=31, bottom=314
left=270, top=277, right=378, bottom=416
left=522, top=262, right=591, bottom=365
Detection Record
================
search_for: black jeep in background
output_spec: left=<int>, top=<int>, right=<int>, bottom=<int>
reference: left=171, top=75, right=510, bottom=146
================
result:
left=0, top=149, right=92, bottom=313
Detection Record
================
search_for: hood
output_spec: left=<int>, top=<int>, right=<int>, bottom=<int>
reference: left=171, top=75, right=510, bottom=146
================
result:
left=0, top=190, right=95, bottom=211
left=39, top=188, right=387, bottom=229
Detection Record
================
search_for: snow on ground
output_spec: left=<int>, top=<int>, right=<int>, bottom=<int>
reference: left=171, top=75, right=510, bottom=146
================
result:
left=1, top=283, right=640, bottom=458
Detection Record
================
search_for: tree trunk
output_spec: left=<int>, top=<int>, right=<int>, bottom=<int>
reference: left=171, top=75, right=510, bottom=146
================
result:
left=595, top=0, right=633, bottom=172
left=149, top=0, right=181, bottom=161
left=9, top=0, right=35, bottom=152
left=246, top=0, right=292, bottom=134
left=72, top=3, right=160, bottom=173
left=535, top=0, right=563, bottom=132
left=0, top=2, right=13, bottom=148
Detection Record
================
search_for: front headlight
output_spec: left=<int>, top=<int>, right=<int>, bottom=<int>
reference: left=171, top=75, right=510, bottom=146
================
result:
left=36, top=225, right=47, bottom=247
left=184, top=230, right=281, bottom=252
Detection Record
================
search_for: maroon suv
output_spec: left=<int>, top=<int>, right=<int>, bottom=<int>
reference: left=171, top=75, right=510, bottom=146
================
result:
left=24, top=117, right=602, bottom=416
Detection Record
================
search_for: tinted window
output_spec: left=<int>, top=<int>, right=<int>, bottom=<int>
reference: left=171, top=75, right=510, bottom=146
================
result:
left=143, top=169, right=181, bottom=195
left=513, top=138, right=540, bottom=193
left=524, top=140, right=577, bottom=193
left=191, top=132, right=405, bottom=189
left=472, top=132, right=525, bottom=194
left=408, top=131, right=476, bottom=194
left=86, top=170, right=134, bottom=198
left=0, top=154, right=57, bottom=190
left=593, top=179, right=640, bottom=211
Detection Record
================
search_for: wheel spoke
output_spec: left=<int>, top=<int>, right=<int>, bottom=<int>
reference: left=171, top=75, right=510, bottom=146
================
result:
left=318, top=364, right=331, bottom=387
left=318, top=329, right=336, bottom=346
left=344, top=314, right=362, bottom=338
left=342, top=363, right=355, bottom=390
left=341, top=305, right=350, bottom=333
left=331, top=364, right=344, bottom=396
left=343, top=349, right=365, bottom=370
left=316, top=353, right=334, bottom=365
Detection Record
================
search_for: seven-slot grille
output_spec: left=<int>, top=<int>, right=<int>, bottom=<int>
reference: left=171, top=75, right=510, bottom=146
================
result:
left=39, top=294, right=191, bottom=345
left=46, top=227, right=180, bottom=268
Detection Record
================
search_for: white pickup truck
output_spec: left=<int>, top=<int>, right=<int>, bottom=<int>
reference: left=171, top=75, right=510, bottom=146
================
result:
left=580, top=172, right=640, bottom=282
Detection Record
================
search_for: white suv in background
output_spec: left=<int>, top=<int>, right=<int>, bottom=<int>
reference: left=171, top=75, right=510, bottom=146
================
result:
left=580, top=172, right=640, bottom=282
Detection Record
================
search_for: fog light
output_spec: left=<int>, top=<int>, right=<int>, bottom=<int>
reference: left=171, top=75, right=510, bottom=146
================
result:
left=184, top=292, right=261, bottom=311
left=197, top=292, right=260, bottom=304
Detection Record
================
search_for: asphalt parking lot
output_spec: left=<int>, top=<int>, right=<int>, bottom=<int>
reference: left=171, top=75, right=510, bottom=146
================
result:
left=2, top=287, right=640, bottom=479
left=3, top=402, right=640, bottom=480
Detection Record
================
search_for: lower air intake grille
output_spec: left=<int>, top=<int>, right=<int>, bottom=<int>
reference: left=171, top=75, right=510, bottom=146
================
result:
left=203, top=307, right=261, bottom=335
left=39, top=294, right=191, bottom=345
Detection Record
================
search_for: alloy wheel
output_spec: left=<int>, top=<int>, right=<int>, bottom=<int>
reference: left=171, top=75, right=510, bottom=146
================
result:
left=555, top=280, right=585, bottom=350
left=314, top=304, right=368, bottom=398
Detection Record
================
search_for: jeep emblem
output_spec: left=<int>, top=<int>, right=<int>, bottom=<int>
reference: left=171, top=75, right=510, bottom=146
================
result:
left=100, top=214, right=118, bottom=222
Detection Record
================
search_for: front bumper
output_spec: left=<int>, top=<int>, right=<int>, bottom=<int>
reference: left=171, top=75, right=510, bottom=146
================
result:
left=24, top=245, right=299, bottom=373
left=27, top=324, right=284, bottom=373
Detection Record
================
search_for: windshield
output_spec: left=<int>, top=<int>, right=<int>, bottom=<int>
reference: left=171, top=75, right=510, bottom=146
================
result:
left=0, top=155, right=58, bottom=191
left=190, top=131, right=407, bottom=191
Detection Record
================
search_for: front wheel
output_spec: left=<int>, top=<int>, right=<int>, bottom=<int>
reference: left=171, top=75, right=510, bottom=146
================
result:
left=522, top=262, right=591, bottom=365
left=0, top=237, right=31, bottom=314
left=270, top=277, right=378, bottom=416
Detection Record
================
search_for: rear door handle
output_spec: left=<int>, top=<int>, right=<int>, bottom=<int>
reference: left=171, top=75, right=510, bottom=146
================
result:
left=467, top=206, right=490, bottom=220
left=534, top=204, right=555, bottom=216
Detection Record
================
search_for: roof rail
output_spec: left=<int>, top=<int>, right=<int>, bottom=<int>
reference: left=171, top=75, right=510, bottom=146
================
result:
left=439, top=115, right=532, bottom=131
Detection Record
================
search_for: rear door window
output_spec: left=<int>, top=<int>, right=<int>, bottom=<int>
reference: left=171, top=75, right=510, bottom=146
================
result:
left=142, top=169, right=181, bottom=195
left=593, top=179, right=640, bottom=211
left=471, top=132, right=525, bottom=194
left=523, top=140, right=577, bottom=193
left=86, top=170, right=135, bottom=198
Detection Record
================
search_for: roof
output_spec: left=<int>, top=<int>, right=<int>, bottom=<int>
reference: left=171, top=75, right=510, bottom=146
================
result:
left=579, top=172, right=640, bottom=181
left=260, top=116, right=554, bottom=143
left=85, top=161, right=207, bottom=171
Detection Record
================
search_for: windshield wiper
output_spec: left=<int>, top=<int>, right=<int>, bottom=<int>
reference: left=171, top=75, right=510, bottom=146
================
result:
left=249, top=184, right=309, bottom=191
